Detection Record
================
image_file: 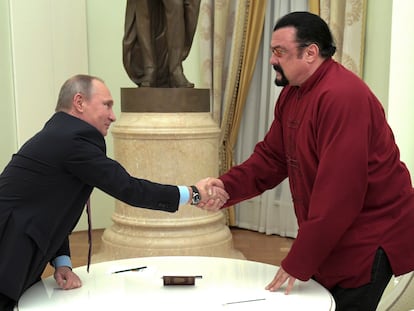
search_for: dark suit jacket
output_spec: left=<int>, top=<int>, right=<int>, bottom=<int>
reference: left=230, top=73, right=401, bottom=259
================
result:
left=0, top=112, right=179, bottom=300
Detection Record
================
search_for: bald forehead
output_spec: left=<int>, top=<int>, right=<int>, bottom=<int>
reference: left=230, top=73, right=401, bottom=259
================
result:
left=90, top=79, right=110, bottom=95
left=91, top=78, right=105, bottom=90
left=91, top=79, right=114, bottom=106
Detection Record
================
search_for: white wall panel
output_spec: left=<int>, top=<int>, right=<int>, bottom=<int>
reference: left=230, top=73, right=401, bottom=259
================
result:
left=9, top=0, right=88, bottom=145
left=0, top=0, right=17, bottom=168
left=387, top=0, right=414, bottom=178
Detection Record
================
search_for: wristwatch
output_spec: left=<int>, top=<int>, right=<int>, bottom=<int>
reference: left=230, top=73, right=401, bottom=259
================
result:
left=190, top=185, right=201, bottom=205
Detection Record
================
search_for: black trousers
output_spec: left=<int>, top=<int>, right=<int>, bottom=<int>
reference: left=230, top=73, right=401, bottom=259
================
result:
left=330, top=248, right=393, bottom=311
left=0, top=293, right=15, bottom=311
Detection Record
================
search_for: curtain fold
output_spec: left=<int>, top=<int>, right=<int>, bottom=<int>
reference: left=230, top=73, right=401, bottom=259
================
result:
left=308, top=0, right=320, bottom=14
left=220, top=1, right=267, bottom=225
left=319, top=0, right=367, bottom=77
left=198, top=0, right=267, bottom=226
left=220, top=0, right=267, bottom=168
left=198, top=0, right=234, bottom=124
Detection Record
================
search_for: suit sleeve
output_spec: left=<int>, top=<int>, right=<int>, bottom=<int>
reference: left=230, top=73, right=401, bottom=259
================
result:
left=50, top=236, right=70, bottom=265
left=64, top=131, right=180, bottom=213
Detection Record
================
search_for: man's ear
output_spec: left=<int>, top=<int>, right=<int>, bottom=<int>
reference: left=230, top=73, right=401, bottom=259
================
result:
left=73, top=93, right=84, bottom=112
left=305, top=43, right=319, bottom=62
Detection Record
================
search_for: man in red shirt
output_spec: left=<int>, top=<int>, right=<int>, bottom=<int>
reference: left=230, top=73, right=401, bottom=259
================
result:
left=198, top=11, right=414, bottom=311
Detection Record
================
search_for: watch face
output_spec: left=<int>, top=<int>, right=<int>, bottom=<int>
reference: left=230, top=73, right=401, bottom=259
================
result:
left=191, top=186, right=201, bottom=205
left=192, top=193, right=201, bottom=204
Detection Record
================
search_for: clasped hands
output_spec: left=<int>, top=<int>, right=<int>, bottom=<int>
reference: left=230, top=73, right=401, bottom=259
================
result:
left=193, top=177, right=228, bottom=211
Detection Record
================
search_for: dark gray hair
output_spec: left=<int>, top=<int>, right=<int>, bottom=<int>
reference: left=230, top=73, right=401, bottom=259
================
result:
left=55, top=74, right=104, bottom=112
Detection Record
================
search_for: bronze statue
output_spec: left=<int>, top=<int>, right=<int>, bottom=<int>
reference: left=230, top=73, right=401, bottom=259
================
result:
left=123, top=0, right=201, bottom=88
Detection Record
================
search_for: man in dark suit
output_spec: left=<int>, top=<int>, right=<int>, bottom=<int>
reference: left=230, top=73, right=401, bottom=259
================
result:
left=0, top=74, right=228, bottom=310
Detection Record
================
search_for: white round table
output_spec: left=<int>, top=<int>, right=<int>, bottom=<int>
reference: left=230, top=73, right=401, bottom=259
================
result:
left=18, top=256, right=335, bottom=310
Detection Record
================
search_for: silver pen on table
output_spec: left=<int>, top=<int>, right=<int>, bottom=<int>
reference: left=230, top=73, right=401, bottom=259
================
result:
left=112, top=266, right=147, bottom=274
left=222, top=298, right=266, bottom=305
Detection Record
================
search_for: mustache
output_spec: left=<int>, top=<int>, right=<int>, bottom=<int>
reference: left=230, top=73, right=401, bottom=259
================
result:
left=273, top=64, right=283, bottom=73
left=272, top=64, right=289, bottom=86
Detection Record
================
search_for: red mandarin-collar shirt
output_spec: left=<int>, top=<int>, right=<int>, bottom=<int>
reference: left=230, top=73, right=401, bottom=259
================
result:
left=220, top=58, right=414, bottom=289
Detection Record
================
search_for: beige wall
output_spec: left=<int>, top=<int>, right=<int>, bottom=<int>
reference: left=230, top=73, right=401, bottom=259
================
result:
left=363, top=0, right=392, bottom=112
left=364, top=0, right=414, bottom=176
left=0, top=0, right=17, bottom=167
left=387, top=0, right=414, bottom=176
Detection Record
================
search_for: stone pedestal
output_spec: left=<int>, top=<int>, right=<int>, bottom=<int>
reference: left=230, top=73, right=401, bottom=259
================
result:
left=94, top=88, right=243, bottom=261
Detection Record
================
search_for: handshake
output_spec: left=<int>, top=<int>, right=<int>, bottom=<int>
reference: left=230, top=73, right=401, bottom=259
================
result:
left=190, top=177, right=229, bottom=211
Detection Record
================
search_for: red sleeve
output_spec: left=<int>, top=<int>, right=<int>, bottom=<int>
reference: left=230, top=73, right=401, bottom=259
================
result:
left=219, top=104, right=288, bottom=207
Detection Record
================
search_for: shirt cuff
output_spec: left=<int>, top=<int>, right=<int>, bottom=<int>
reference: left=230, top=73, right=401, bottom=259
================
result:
left=52, top=255, right=73, bottom=269
left=178, top=185, right=190, bottom=205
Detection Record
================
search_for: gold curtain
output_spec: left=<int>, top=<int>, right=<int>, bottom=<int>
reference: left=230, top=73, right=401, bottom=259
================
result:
left=308, top=0, right=320, bottom=14
left=219, top=0, right=267, bottom=225
left=198, top=0, right=233, bottom=125
left=308, top=0, right=367, bottom=77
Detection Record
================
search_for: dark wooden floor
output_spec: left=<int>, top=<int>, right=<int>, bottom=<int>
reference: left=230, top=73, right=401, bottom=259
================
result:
left=42, top=227, right=294, bottom=278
